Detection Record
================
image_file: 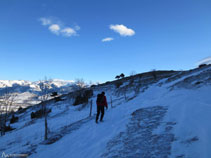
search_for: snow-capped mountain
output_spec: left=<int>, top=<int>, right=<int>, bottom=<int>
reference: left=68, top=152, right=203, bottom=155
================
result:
left=0, top=79, right=75, bottom=91
left=0, top=79, right=76, bottom=111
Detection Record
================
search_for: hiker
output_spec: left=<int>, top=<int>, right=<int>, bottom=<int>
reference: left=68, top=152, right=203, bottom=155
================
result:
left=96, top=91, right=108, bottom=123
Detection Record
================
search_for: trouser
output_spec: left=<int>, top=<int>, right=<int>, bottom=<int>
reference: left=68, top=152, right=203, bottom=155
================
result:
left=96, top=106, right=105, bottom=121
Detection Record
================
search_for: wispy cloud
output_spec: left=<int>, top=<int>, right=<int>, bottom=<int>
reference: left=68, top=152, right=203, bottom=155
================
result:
left=61, top=27, right=76, bottom=37
left=110, top=24, right=135, bottom=36
left=74, top=25, right=80, bottom=31
left=197, top=56, right=211, bottom=65
left=39, top=17, right=79, bottom=37
left=49, top=24, right=60, bottom=35
left=40, top=17, right=51, bottom=26
left=102, top=37, right=114, bottom=42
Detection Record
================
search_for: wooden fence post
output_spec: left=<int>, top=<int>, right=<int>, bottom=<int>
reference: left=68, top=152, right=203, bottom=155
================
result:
left=89, top=100, right=93, bottom=117
left=110, top=96, right=113, bottom=108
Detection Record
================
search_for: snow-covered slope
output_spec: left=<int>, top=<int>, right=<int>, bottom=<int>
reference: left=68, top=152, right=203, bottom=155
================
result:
left=0, top=66, right=211, bottom=158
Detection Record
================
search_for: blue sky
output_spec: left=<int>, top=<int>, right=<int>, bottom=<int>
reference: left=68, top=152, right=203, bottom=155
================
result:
left=0, top=0, right=211, bottom=83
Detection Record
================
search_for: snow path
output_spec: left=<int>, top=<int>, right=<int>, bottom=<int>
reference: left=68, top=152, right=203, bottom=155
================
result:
left=101, top=106, right=175, bottom=158
left=44, top=115, right=95, bottom=145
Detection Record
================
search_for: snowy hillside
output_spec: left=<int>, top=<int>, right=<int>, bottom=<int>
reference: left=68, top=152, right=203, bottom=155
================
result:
left=0, top=65, right=211, bottom=158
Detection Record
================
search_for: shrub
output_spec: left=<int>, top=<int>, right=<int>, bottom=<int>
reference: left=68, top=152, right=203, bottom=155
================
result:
left=17, top=106, right=27, bottom=114
left=31, top=109, right=51, bottom=119
left=195, top=81, right=202, bottom=85
left=115, top=75, right=120, bottom=80
left=199, top=64, right=207, bottom=68
left=18, top=106, right=23, bottom=111
left=54, top=97, right=63, bottom=102
left=51, top=92, right=58, bottom=97
left=115, top=81, right=123, bottom=88
left=5, top=125, right=15, bottom=132
left=105, top=81, right=111, bottom=85
left=120, top=73, right=125, bottom=78
left=10, top=115, right=19, bottom=124
left=90, top=84, right=96, bottom=88
left=0, top=125, right=15, bottom=132
left=73, top=90, right=93, bottom=106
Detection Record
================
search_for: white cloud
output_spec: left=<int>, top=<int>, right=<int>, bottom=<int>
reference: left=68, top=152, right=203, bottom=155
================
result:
left=39, top=17, right=79, bottom=37
left=102, top=37, right=114, bottom=42
left=40, top=17, right=52, bottom=26
left=110, top=24, right=135, bottom=36
left=74, top=25, right=80, bottom=31
left=61, top=27, right=76, bottom=37
left=197, top=56, right=211, bottom=66
left=49, top=24, right=60, bottom=35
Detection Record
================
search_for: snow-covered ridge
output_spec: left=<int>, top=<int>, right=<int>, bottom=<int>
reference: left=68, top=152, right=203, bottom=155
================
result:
left=0, top=79, right=75, bottom=89
left=0, top=80, right=31, bottom=88
left=0, top=79, right=76, bottom=94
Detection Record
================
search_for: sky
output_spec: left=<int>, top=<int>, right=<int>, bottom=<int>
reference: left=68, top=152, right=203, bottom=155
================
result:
left=0, top=0, right=211, bottom=83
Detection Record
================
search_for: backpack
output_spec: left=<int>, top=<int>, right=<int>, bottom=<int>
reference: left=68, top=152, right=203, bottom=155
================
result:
left=97, top=94, right=104, bottom=104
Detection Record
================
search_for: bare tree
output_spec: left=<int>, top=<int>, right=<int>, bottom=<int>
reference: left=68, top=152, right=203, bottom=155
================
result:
left=0, top=88, right=17, bottom=136
left=38, top=78, right=51, bottom=140
left=151, top=69, right=157, bottom=80
left=75, top=78, right=86, bottom=90
left=133, top=84, right=141, bottom=96
left=123, top=86, right=128, bottom=100
left=130, top=70, right=137, bottom=76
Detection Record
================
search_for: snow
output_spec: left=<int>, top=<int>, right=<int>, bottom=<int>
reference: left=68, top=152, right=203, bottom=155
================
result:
left=165, top=87, right=211, bottom=158
left=0, top=67, right=211, bottom=158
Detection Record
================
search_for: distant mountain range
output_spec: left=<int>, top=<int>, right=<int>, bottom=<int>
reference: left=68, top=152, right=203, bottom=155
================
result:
left=0, top=79, right=77, bottom=110
left=0, top=79, right=75, bottom=93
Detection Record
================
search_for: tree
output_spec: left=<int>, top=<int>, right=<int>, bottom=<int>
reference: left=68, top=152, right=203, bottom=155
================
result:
left=0, top=88, right=17, bottom=136
left=89, top=80, right=93, bottom=86
left=199, top=64, right=207, bottom=68
left=130, top=70, right=137, bottom=76
left=151, top=69, right=157, bottom=80
left=115, top=75, right=120, bottom=80
left=38, top=78, right=52, bottom=140
left=74, top=78, right=86, bottom=90
left=120, top=73, right=125, bottom=78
